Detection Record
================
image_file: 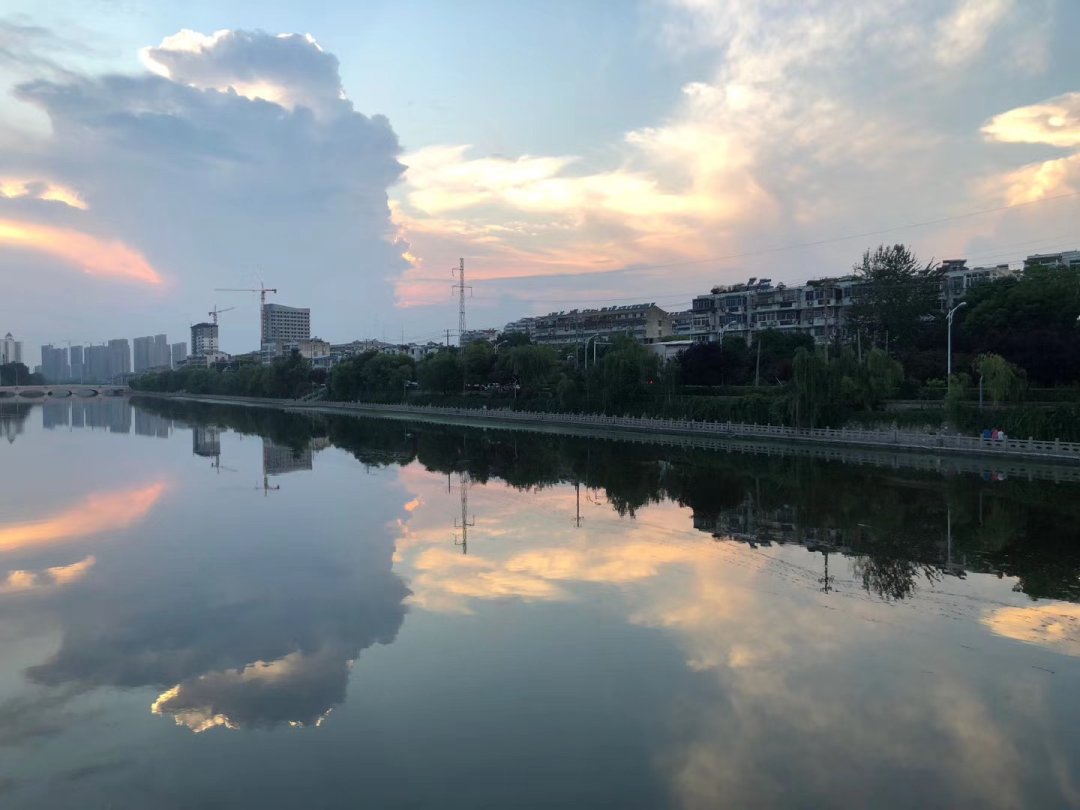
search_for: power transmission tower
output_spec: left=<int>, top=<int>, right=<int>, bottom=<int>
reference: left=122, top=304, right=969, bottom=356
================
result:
left=451, top=258, right=471, bottom=346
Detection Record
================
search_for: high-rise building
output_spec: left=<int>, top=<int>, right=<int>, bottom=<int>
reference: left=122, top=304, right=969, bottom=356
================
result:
left=86, top=345, right=110, bottom=382
left=191, top=322, right=219, bottom=357
left=107, top=339, right=131, bottom=380
left=40, top=344, right=69, bottom=381
left=133, top=336, right=153, bottom=372
left=1, top=332, right=23, bottom=365
left=171, top=342, right=187, bottom=367
left=262, top=304, right=311, bottom=344
left=152, top=334, right=169, bottom=368
left=69, top=345, right=84, bottom=382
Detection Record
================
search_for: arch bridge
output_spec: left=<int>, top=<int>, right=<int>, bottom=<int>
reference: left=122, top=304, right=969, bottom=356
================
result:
left=0, top=385, right=130, bottom=399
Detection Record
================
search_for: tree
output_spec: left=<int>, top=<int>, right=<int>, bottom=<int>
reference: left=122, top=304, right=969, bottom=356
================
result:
left=975, top=353, right=1024, bottom=405
left=960, top=265, right=1080, bottom=385
left=848, top=244, right=939, bottom=354
left=0, top=363, right=44, bottom=386
left=417, top=350, right=463, bottom=394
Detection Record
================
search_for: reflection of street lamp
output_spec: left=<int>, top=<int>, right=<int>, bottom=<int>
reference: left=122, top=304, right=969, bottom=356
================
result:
left=946, top=302, right=967, bottom=384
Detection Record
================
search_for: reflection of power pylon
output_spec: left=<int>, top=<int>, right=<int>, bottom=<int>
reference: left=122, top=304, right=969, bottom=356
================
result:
left=452, top=470, right=475, bottom=554
left=819, top=551, right=834, bottom=594
left=572, top=481, right=584, bottom=528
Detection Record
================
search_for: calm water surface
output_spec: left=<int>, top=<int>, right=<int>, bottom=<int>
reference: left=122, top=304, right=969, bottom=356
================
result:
left=1, top=398, right=1079, bottom=809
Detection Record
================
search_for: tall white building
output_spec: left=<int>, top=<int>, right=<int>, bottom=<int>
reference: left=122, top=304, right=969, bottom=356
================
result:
left=262, top=304, right=311, bottom=343
left=0, top=332, right=22, bottom=365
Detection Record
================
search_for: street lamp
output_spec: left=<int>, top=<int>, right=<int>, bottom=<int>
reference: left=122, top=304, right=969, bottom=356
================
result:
left=583, top=334, right=603, bottom=368
left=946, top=301, right=967, bottom=384
left=716, top=319, right=741, bottom=344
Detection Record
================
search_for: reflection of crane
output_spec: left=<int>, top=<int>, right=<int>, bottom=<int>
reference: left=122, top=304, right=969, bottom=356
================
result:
left=208, top=305, right=235, bottom=326
left=258, top=475, right=281, bottom=496
left=452, top=470, right=475, bottom=554
left=214, top=283, right=277, bottom=347
left=210, top=456, right=238, bottom=474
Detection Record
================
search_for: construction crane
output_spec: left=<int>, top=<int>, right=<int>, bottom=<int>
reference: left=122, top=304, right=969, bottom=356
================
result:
left=208, top=305, right=234, bottom=326
left=214, top=283, right=277, bottom=349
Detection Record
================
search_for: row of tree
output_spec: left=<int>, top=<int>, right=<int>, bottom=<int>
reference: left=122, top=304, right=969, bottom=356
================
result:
left=131, top=243, right=1077, bottom=433
left=0, top=362, right=45, bottom=387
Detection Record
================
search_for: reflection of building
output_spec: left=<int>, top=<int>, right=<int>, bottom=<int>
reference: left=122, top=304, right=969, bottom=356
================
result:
left=193, top=426, right=222, bottom=458
left=134, top=408, right=172, bottom=438
left=263, top=437, right=313, bottom=476
left=0, top=402, right=29, bottom=442
left=42, top=401, right=71, bottom=430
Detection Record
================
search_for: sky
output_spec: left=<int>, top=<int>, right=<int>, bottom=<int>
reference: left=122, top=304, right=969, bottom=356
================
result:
left=1, top=0, right=1079, bottom=359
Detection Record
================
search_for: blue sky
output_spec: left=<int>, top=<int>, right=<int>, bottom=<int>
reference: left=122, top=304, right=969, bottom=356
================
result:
left=1, top=1, right=1079, bottom=356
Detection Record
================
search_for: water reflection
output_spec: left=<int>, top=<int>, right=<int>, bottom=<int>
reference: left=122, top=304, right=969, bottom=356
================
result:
left=0, top=482, right=167, bottom=552
left=1, top=397, right=1079, bottom=808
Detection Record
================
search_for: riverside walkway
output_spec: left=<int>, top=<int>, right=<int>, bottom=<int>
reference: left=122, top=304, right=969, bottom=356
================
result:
left=138, top=393, right=1080, bottom=473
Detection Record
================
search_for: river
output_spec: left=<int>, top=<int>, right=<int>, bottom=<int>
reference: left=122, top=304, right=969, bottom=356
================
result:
left=1, top=397, right=1078, bottom=808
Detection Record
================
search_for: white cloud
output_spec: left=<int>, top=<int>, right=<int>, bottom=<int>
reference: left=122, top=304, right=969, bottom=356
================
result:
left=3, top=28, right=409, bottom=348
left=983, top=92, right=1080, bottom=148
left=394, top=0, right=1057, bottom=313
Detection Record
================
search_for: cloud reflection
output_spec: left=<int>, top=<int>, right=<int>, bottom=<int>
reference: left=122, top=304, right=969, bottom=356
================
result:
left=983, top=602, right=1080, bottom=656
left=0, top=556, right=95, bottom=594
left=0, top=482, right=168, bottom=553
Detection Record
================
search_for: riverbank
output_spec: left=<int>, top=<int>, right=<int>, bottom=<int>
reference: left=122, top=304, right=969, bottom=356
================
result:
left=132, top=392, right=1080, bottom=472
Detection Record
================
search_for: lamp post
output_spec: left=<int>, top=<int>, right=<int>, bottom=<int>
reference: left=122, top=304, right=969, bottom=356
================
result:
left=583, top=334, right=602, bottom=369
left=946, top=301, right=967, bottom=385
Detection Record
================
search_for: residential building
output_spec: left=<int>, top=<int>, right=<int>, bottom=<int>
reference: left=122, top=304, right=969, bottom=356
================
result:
left=171, top=342, right=187, bottom=367
left=511, top=303, right=674, bottom=346
left=670, top=310, right=695, bottom=337
left=461, top=328, right=498, bottom=345
left=191, top=322, right=219, bottom=357
left=153, top=334, right=169, bottom=368
left=133, top=336, right=153, bottom=372
left=85, top=345, right=110, bottom=382
left=939, top=260, right=1014, bottom=308
left=40, top=344, right=69, bottom=381
left=69, top=345, right=84, bottom=382
left=1, top=332, right=23, bottom=365
left=107, top=339, right=131, bottom=380
left=262, top=303, right=310, bottom=344
left=1023, top=250, right=1080, bottom=271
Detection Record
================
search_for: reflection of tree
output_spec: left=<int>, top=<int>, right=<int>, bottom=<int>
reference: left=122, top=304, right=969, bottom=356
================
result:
left=134, top=398, right=1080, bottom=604
left=852, top=556, right=941, bottom=602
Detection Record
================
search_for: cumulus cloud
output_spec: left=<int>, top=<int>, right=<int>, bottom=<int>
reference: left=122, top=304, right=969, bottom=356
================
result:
left=393, top=0, right=1064, bottom=314
left=982, top=92, right=1080, bottom=203
left=983, top=92, right=1080, bottom=148
left=139, top=29, right=345, bottom=118
left=3, top=27, right=408, bottom=349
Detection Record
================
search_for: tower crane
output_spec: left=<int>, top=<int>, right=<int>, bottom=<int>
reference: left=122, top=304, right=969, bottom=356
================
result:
left=214, top=283, right=277, bottom=350
left=208, top=305, right=234, bottom=326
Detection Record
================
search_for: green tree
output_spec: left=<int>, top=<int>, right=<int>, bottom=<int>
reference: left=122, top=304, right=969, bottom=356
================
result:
left=417, top=350, right=463, bottom=394
left=848, top=244, right=938, bottom=354
left=975, top=353, right=1024, bottom=405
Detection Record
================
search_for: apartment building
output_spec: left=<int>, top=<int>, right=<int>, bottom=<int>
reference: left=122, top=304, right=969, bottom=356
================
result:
left=507, top=303, right=673, bottom=346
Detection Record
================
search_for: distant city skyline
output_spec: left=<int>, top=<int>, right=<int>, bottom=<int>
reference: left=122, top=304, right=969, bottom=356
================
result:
left=1, top=2, right=1079, bottom=360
